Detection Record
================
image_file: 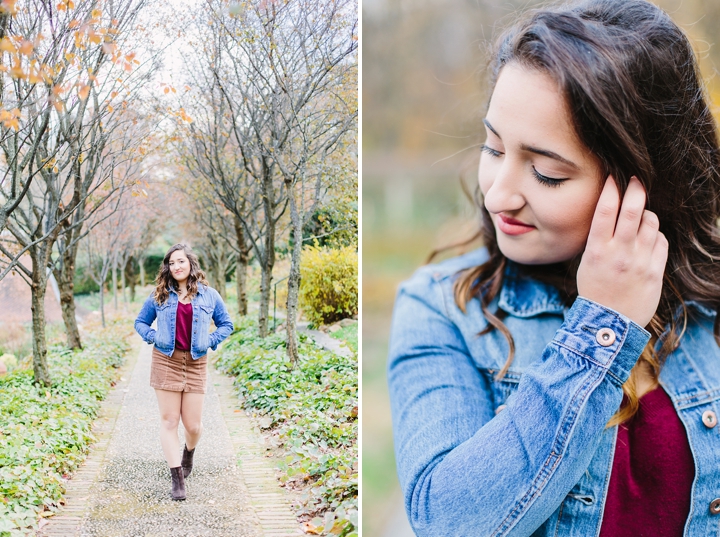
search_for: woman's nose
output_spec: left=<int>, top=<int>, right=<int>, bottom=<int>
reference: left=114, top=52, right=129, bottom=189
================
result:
left=482, top=160, right=526, bottom=214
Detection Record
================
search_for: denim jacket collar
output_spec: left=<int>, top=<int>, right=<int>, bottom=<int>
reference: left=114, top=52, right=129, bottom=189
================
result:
left=497, top=262, right=566, bottom=318
left=497, top=261, right=716, bottom=320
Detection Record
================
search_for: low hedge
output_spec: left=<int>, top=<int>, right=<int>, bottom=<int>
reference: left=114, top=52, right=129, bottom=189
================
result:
left=215, top=317, right=358, bottom=536
left=0, top=318, right=132, bottom=536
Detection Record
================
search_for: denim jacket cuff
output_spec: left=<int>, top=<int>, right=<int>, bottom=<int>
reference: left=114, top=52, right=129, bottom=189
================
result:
left=554, top=297, right=650, bottom=384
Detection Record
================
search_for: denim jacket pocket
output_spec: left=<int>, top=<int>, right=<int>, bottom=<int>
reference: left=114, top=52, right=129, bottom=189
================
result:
left=194, top=304, right=214, bottom=351
left=155, top=302, right=173, bottom=347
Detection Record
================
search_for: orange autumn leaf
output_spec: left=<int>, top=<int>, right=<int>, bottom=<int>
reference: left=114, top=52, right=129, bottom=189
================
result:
left=0, top=0, right=17, bottom=14
left=107, top=105, right=113, bottom=112
left=68, top=19, right=80, bottom=29
left=19, top=40, right=33, bottom=56
left=0, top=108, right=21, bottom=131
left=89, top=33, right=101, bottom=45
left=0, top=37, right=16, bottom=53
left=10, top=61, right=24, bottom=79
left=163, top=86, right=169, bottom=94
left=78, top=84, right=90, bottom=100
left=91, top=8, right=101, bottom=18
left=28, top=70, right=42, bottom=84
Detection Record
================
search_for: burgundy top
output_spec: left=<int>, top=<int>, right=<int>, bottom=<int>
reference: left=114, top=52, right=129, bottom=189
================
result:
left=599, top=386, right=694, bottom=537
left=175, top=301, right=193, bottom=351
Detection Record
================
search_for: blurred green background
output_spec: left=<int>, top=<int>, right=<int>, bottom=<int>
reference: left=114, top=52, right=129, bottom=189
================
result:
left=362, top=0, right=720, bottom=535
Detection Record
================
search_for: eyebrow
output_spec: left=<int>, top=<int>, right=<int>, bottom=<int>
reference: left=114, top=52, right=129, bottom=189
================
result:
left=483, top=118, right=580, bottom=170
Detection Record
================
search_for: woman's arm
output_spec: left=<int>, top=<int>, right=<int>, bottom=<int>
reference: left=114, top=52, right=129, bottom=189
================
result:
left=134, top=293, right=158, bottom=344
left=208, top=290, right=234, bottom=350
left=388, top=269, right=649, bottom=537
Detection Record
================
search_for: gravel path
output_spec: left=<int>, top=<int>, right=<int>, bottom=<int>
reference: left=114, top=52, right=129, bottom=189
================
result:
left=43, top=338, right=271, bottom=537
left=83, top=341, right=263, bottom=537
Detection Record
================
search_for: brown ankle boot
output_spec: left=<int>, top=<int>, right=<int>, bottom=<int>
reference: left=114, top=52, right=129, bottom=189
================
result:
left=182, top=445, right=195, bottom=478
left=170, top=466, right=186, bottom=500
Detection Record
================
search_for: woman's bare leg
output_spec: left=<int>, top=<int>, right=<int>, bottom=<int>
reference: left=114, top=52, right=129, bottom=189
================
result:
left=155, top=389, right=182, bottom=467
left=180, top=392, right=205, bottom=450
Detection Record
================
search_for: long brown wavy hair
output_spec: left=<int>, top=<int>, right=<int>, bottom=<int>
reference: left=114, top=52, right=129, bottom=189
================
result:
left=153, top=243, right=209, bottom=306
left=447, top=0, right=720, bottom=426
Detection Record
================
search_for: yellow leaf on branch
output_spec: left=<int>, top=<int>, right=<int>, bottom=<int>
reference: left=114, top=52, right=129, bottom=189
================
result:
left=10, top=61, right=24, bottom=79
left=19, top=40, right=33, bottom=56
left=0, top=37, right=16, bottom=53
left=78, top=84, right=90, bottom=100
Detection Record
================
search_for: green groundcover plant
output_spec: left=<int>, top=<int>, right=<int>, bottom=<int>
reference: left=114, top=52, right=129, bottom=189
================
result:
left=215, top=317, right=358, bottom=537
left=0, top=318, right=131, bottom=536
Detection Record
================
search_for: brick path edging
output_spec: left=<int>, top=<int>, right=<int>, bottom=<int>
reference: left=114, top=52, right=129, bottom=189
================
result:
left=210, top=364, right=303, bottom=537
left=38, top=335, right=142, bottom=536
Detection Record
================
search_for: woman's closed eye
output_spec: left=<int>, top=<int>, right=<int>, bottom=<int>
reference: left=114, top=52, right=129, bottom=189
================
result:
left=481, top=144, right=503, bottom=158
left=532, top=166, right=568, bottom=188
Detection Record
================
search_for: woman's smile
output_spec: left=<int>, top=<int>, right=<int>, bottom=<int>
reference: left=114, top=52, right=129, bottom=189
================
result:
left=496, top=213, right=536, bottom=236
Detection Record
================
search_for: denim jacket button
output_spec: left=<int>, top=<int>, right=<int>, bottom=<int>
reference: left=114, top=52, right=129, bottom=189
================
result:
left=495, top=404, right=507, bottom=415
left=596, top=328, right=616, bottom=347
left=710, top=498, right=720, bottom=515
left=702, top=410, right=718, bottom=429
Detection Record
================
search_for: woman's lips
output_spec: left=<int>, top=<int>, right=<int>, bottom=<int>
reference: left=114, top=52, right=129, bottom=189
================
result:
left=496, top=214, right=536, bottom=236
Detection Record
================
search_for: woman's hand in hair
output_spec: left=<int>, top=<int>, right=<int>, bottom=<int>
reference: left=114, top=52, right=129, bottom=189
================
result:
left=577, top=175, right=668, bottom=328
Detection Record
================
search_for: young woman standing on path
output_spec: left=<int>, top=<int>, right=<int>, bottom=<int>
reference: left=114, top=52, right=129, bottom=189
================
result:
left=134, top=243, right=234, bottom=500
left=389, top=1, right=720, bottom=535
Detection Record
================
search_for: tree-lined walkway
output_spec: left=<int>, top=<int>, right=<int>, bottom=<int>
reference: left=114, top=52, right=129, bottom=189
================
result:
left=38, top=336, right=302, bottom=537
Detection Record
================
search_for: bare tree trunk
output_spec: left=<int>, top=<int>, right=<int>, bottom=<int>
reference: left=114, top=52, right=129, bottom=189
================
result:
left=234, top=215, right=248, bottom=316
left=258, top=162, right=276, bottom=338
left=100, top=280, right=106, bottom=327
left=139, top=255, right=146, bottom=287
left=55, top=242, right=82, bottom=349
left=127, top=256, right=137, bottom=303
left=285, top=183, right=302, bottom=365
left=112, top=256, right=118, bottom=310
left=30, top=253, right=51, bottom=386
left=121, top=262, right=127, bottom=304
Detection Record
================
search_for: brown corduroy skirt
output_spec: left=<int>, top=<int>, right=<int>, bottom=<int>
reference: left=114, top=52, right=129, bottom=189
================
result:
left=150, top=346, right=208, bottom=394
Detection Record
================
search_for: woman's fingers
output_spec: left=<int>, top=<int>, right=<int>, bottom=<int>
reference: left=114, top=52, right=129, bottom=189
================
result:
left=578, top=174, right=668, bottom=327
left=614, top=176, right=647, bottom=244
left=587, top=175, right=621, bottom=243
left=636, top=210, right=660, bottom=253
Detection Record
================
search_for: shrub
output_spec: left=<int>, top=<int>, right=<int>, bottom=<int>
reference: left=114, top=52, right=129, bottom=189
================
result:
left=0, top=318, right=131, bottom=535
left=216, top=317, right=358, bottom=537
left=299, top=245, right=357, bottom=326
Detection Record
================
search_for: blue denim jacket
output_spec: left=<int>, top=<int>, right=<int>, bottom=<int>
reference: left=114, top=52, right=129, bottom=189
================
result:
left=388, top=247, right=720, bottom=537
left=134, top=284, right=234, bottom=360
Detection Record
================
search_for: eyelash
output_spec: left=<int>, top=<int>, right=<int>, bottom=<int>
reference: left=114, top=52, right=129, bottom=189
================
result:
left=532, top=167, right=566, bottom=188
left=481, top=144, right=567, bottom=188
left=480, top=144, right=502, bottom=158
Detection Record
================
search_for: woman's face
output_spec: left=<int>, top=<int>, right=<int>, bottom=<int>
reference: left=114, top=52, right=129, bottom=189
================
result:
left=168, top=250, right=190, bottom=284
left=478, top=63, right=605, bottom=265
